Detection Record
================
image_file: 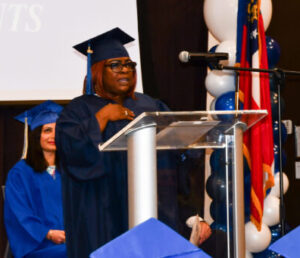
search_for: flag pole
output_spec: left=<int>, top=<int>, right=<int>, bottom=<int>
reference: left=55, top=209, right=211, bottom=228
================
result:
left=234, top=70, right=240, bottom=113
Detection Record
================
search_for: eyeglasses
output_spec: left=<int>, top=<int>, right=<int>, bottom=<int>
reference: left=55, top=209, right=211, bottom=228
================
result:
left=104, top=61, right=137, bottom=73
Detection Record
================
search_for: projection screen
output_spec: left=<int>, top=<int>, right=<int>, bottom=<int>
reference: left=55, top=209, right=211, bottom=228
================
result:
left=0, top=0, right=142, bottom=101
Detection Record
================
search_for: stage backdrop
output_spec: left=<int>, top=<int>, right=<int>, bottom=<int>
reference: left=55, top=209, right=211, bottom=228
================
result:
left=0, top=0, right=143, bottom=101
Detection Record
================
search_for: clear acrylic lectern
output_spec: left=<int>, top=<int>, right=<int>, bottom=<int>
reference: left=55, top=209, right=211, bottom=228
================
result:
left=98, top=110, right=267, bottom=258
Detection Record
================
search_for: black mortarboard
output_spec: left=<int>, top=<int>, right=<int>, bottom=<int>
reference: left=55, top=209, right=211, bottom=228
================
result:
left=73, top=27, right=135, bottom=95
left=73, top=27, right=135, bottom=65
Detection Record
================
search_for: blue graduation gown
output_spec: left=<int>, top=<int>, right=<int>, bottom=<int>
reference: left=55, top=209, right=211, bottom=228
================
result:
left=55, top=93, right=183, bottom=258
left=4, top=160, right=67, bottom=258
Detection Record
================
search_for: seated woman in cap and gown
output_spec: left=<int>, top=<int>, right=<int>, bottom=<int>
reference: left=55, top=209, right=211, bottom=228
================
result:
left=55, top=28, right=215, bottom=258
left=4, top=101, right=67, bottom=258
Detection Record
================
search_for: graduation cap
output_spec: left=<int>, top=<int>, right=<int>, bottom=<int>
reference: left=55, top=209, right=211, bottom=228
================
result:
left=89, top=218, right=211, bottom=258
left=15, top=100, right=63, bottom=159
left=15, top=100, right=63, bottom=130
left=269, top=225, right=300, bottom=257
left=73, top=27, right=135, bottom=95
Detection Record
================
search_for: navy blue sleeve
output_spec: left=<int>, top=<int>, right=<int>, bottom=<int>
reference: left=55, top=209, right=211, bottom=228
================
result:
left=55, top=97, right=108, bottom=180
left=156, top=99, right=170, bottom=111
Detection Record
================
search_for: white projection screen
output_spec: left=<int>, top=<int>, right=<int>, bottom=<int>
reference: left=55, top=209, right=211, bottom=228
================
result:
left=0, top=0, right=142, bottom=101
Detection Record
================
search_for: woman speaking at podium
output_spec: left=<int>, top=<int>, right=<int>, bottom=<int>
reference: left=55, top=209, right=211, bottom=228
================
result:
left=55, top=27, right=212, bottom=258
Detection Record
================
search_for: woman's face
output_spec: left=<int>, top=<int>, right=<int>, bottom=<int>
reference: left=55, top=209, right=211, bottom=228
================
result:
left=102, top=57, right=136, bottom=99
left=40, top=122, right=56, bottom=153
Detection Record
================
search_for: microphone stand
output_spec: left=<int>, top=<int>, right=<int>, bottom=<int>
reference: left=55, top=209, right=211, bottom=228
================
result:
left=212, top=62, right=300, bottom=236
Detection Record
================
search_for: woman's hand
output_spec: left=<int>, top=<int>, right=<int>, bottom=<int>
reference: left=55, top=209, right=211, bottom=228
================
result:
left=46, top=229, right=66, bottom=244
left=95, top=103, right=135, bottom=132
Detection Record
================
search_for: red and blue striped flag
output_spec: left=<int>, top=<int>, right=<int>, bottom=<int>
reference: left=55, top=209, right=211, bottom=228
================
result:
left=236, top=0, right=274, bottom=230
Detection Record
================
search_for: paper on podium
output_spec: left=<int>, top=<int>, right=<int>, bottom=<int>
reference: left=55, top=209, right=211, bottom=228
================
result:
left=89, top=218, right=211, bottom=258
left=269, top=225, right=300, bottom=257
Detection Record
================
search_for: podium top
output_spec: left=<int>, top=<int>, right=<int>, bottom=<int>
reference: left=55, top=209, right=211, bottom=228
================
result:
left=99, top=110, right=267, bottom=151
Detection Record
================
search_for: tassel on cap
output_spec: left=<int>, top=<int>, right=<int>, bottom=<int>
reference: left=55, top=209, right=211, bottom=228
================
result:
left=21, top=113, right=28, bottom=159
left=85, top=42, right=94, bottom=95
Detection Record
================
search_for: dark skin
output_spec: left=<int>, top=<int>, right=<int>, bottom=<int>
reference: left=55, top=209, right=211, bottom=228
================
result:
left=95, top=57, right=136, bottom=131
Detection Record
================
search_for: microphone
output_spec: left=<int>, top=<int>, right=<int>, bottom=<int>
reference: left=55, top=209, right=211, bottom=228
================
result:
left=178, top=51, right=229, bottom=63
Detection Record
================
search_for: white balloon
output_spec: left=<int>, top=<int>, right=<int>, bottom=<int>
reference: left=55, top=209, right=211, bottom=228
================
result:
left=209, top=98, right=219, bottom=120
left=216, top=40, right=237, bottom=66
left=245, top=250, right=253, bottom=258
left=270, top=172, right=289, bottom=197
left=261, top=0, right=273, bottom=31
left=210, top=98, right=216, bottom=111
left=245, top=221, right=271, bottom=253
left=205, top=70, right=235, bottom=98
left=204, top=0, right=273, bottom=42
left=262, top=195, right=280, bottom=226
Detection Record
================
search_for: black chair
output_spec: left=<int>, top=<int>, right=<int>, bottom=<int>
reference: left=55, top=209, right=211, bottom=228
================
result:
left=2, top=185, right=14, bottom=258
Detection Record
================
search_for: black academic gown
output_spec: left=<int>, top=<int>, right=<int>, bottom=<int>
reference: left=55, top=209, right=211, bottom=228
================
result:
left=55, top=93, right=183, bottom=258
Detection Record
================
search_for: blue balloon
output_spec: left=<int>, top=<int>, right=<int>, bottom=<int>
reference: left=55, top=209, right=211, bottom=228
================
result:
left=266, top=36, right=281, bottom=68
left=269, top=73, right=277, bottom=91
left=209, top=183, right=250, bottom=224
left=209, top=45, right=218, bottom=53
left=269, top=73, right=285, bottom=92
left=210, top=200, right=232, bottom=224
left=215, top=91, right=236, bottom=121
left=274, top=147, right=287, bottom=171
left=273, top=121, right=288, bottom=145
left=215, top=91, right=235, bottom=110
left=270, top=224, right=282, bottom=243
left=206, top=126, right=226, bottom=145
left=206, top=174, right=229, bottom=202
left=209, top=149, right=226, bottom=172
left=208, top=45, right=219, bottom=70
left=270, top=91, right=285, bottom=121
left=244, top=173, right=251, bottom=221
left=243, top=156, right=251, bottom=220
left=210, top=201, right=250, bottom=224
left=244, top=156, right=251, bottom=178
left=210, top=221, right=229, bottom=233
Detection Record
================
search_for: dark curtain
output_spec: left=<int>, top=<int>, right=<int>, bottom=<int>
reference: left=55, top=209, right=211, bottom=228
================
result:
left=267, top=1, right=300, bottom=229
left=137, top=0, right=208, bottom=239
left=137, top=0, right=207, bottom=111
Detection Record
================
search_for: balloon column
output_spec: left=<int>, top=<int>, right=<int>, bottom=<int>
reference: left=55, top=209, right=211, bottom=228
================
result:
left=203, top=0, right=289, bottom=256
left=207, top=149, right=230, bottom=230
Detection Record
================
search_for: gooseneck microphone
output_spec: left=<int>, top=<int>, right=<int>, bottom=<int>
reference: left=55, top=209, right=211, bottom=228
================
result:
left=178, top=51, right=229, bottom=63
